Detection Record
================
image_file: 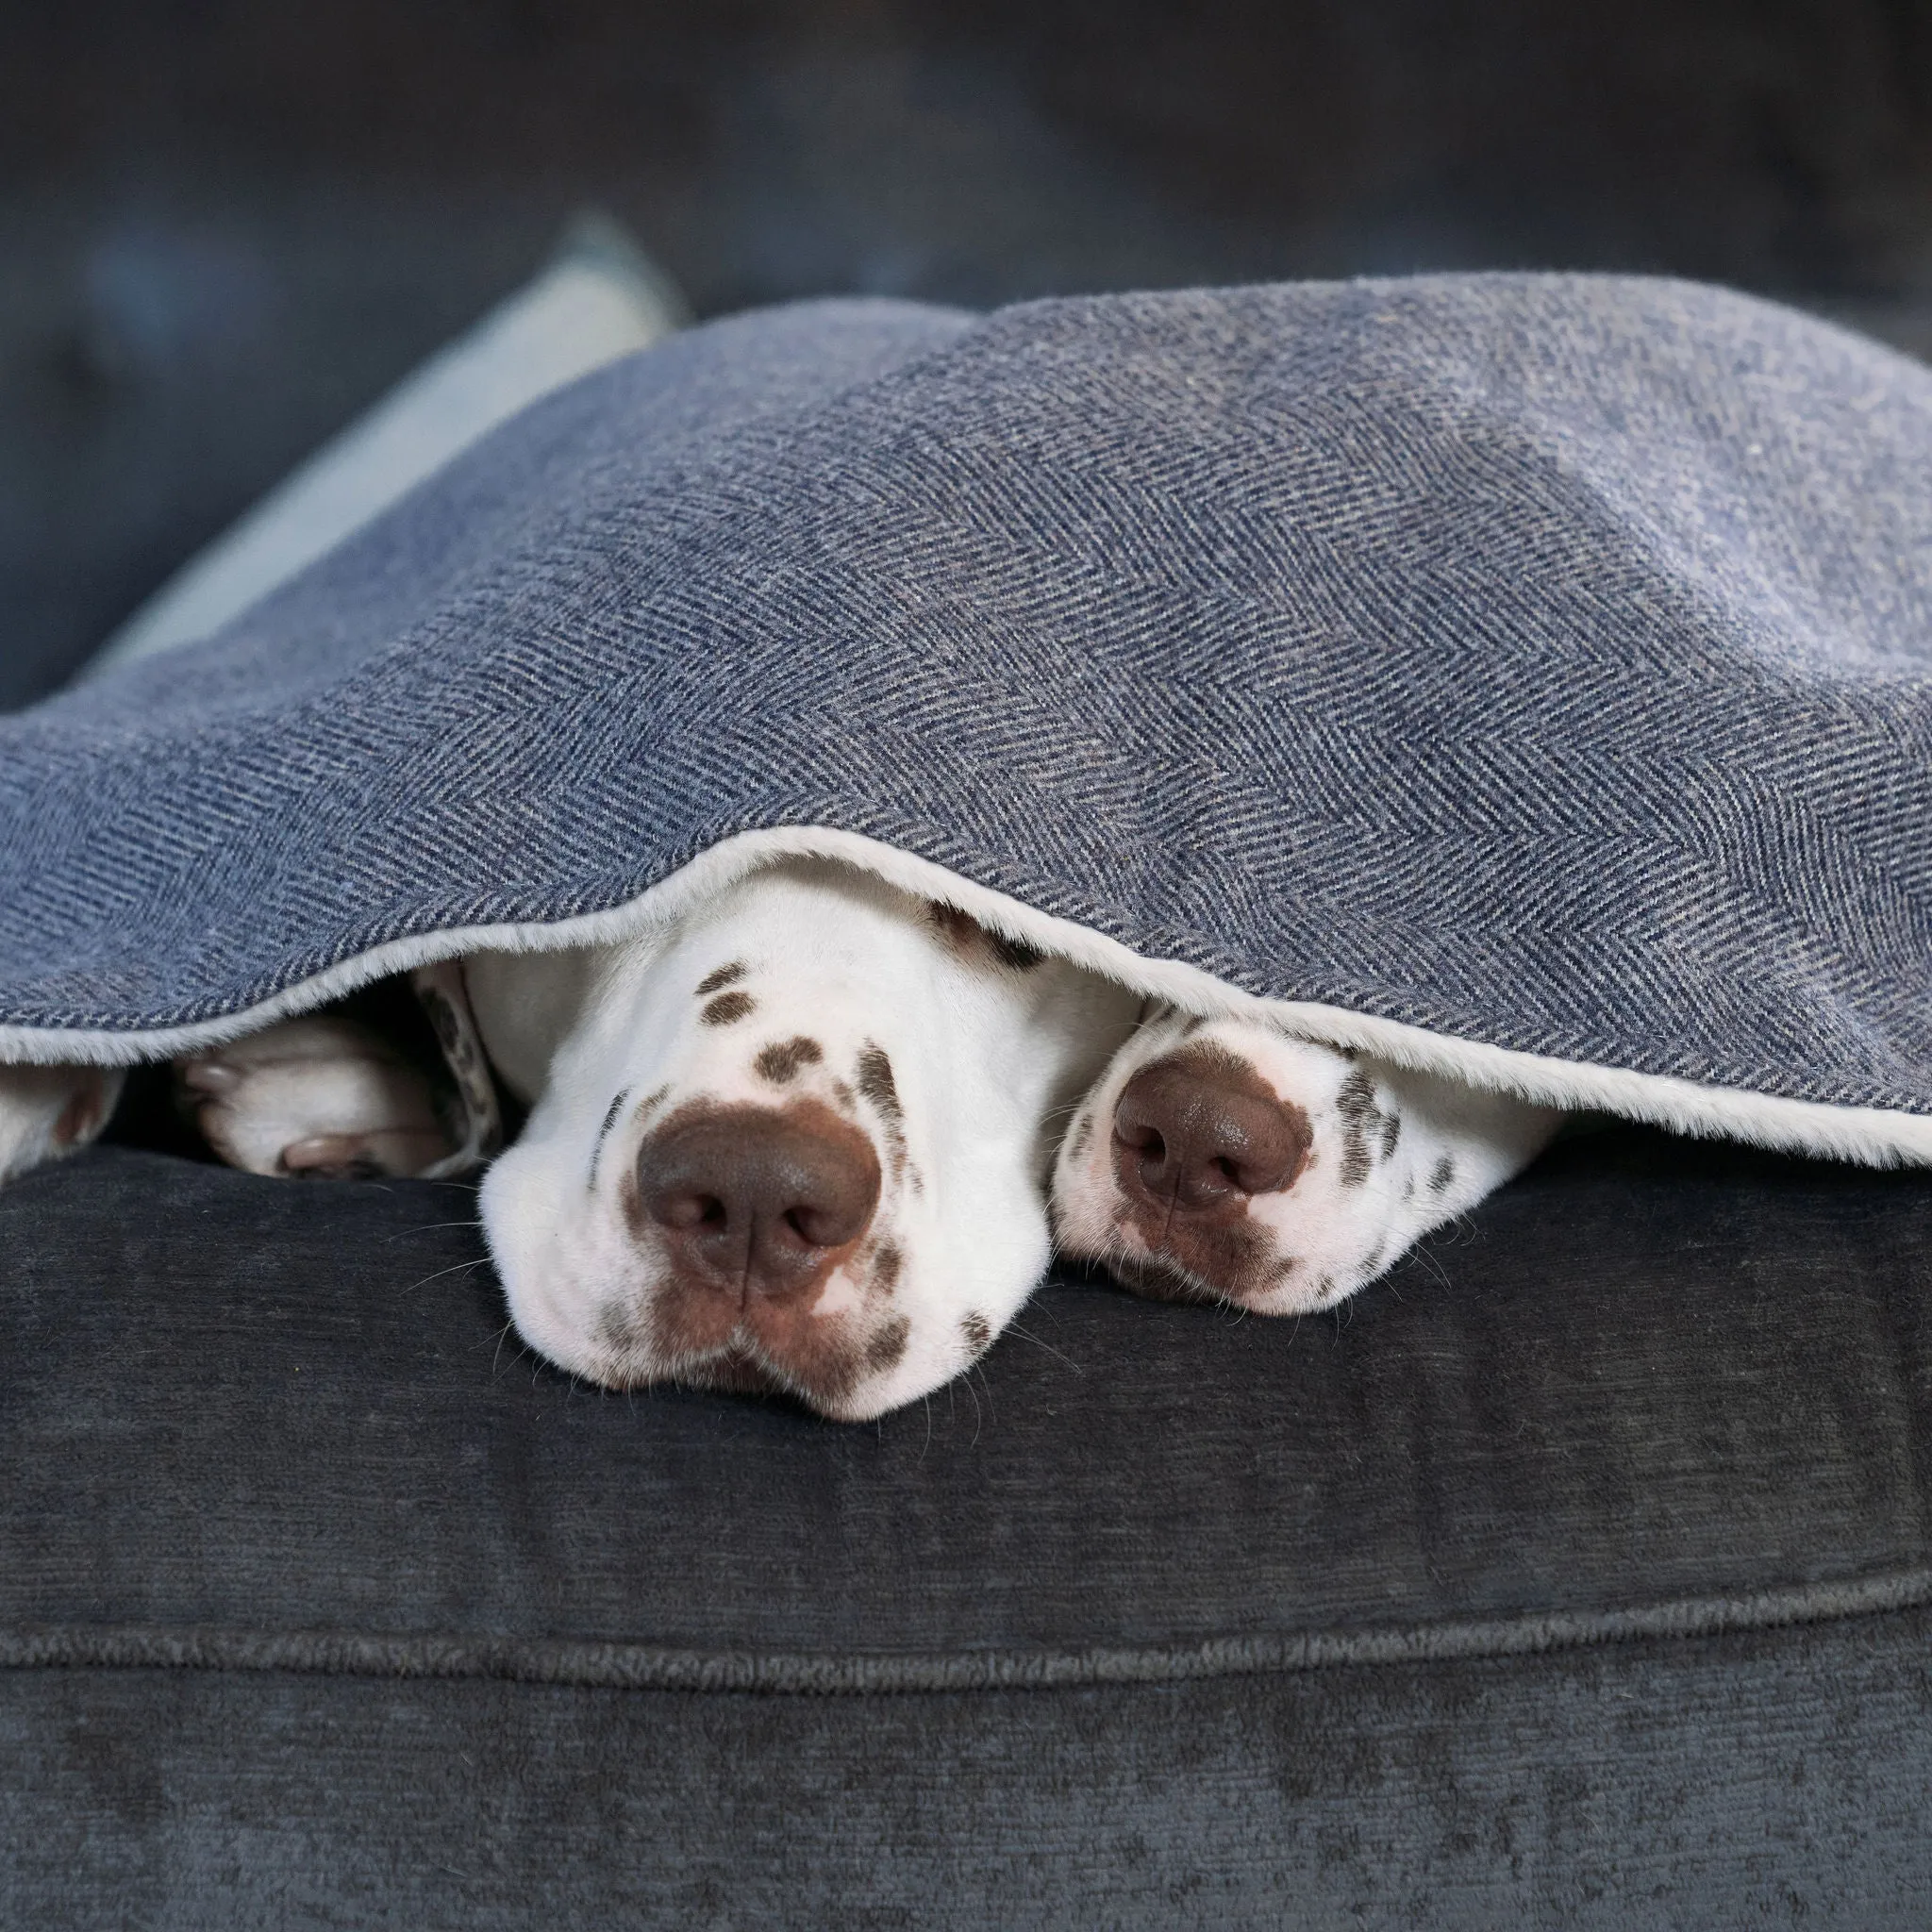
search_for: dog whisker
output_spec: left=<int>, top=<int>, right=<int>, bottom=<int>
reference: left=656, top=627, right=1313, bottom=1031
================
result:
left=967, top=1360, right=996, bottom=1447
left=488, top=1320, right=530, bottom=1379
left=401, top=1255, right=492, bottom=1295
left=1002, top=1322, right=1083, bottom=1374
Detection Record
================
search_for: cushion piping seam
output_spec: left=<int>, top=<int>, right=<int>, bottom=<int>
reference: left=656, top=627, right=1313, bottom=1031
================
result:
left=2, top=1565, right=1925, bottom=1695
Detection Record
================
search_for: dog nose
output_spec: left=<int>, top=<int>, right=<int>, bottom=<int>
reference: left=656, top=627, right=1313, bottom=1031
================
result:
left=636, top=1106, right=881, bottom=1301
left=1112, top=1052, right=1308, bottom=1211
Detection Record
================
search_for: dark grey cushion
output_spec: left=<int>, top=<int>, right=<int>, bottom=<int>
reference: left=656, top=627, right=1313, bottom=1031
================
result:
left=5, top=1131, right=1931, bottom=1924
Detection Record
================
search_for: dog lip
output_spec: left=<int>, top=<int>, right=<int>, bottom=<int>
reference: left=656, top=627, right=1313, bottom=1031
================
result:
left=690, top=1343, right=789, bottom=1399
left=666, top=1322, right=876, bottom=1413
left=1104, top=1249, right=1233, bottom=1307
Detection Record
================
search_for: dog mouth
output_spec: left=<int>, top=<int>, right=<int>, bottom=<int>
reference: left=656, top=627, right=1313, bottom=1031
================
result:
left=1101, top=1246, right=1240, bottom=1307
left=604, top=1302, right=912, bottom=1418
left=683, top=1343, right=790, bottom=1400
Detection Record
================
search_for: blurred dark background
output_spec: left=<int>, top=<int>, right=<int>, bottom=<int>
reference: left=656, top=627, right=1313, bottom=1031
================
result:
left=7, top=0, right=1932, bottom=708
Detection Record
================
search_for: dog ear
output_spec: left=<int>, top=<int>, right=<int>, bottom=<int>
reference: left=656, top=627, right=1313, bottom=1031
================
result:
left=924, top=901, right=1043, bottom=974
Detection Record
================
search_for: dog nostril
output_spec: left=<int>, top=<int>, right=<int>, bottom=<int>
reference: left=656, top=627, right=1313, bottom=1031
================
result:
left=782, top=1202, right=855, bottom=1247
left=1114, top=1118, right=1166, bottom=1162
left=1113, top=1053, right=1310, bottom=1210
left=657, top=1191, right=728, bottom=1232
left=635, top=1105, right=882, bottom=1298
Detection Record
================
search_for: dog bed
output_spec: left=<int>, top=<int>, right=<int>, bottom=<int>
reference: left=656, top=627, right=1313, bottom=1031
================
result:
left=1, top=274, right=1929, bottom=1168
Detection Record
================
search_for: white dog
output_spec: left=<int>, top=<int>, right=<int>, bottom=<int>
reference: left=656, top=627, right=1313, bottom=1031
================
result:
left=0, top=859, right=1558, bottom=1417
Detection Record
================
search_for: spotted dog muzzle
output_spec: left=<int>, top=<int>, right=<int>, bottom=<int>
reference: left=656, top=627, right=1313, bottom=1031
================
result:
left=1053, top=1009, right=1561, bottom=1315
left=1104, top=1041, right=1313, bottom=1303
left=478, top=858, right=1141, bottom=1422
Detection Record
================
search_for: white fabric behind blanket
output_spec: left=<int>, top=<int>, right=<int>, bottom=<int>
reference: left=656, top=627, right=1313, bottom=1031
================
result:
left=86, top=214, right=686, bottom=675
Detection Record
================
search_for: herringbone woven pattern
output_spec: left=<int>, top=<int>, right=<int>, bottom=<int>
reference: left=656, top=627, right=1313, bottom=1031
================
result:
left=3, top=277, right=1929, bottom=1112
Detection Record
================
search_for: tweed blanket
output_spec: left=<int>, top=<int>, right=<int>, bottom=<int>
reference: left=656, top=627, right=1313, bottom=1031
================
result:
left=3, top=275, right=1930, bottom=1162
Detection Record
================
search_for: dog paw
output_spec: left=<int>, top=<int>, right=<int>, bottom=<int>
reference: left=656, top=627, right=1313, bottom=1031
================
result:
left=0, top=1063, right=125, bottom=1185
left=176, top=1017, right=455, bottom=1179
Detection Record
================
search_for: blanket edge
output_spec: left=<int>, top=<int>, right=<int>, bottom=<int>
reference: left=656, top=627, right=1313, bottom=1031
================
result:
left=3, top=824, right=1925, bottom=1169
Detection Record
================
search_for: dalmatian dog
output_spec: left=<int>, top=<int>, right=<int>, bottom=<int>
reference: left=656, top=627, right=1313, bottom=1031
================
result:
left=466, top=863, right=1141, bottom=1419
left=0, top=860, right=1136, bottom=1420
left=0, top=859, right=1559, bottom=1416
left=1052, top=1005, right=1562, bottom=1312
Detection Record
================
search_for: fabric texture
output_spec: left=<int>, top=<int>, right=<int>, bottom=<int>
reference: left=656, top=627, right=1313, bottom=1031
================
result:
left=5, top=1128, right=1932, bottom=1924
left=2, top=275, right=1930, bottom=1163
left=84, top=212, right=686, bottom=675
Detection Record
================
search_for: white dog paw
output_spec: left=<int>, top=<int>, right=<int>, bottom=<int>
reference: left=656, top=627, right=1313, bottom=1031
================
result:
left=176, top=1016, right=456, bottom=1179
left=0, top=1063, right=125, bottom=1185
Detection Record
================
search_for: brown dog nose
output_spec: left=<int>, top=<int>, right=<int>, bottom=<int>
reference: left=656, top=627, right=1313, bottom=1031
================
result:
left=1112, top=1049, right=1310, bottom=1212
left=636, top=1104, right=882, bottom=1302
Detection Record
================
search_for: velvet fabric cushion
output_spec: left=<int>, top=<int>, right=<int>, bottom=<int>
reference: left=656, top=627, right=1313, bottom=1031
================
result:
left=5, top=1127, right=1930, bottom=1925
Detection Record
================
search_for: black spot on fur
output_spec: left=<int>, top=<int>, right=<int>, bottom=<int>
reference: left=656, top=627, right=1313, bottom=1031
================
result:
left=1337, top=1069, right=1404, bottom=1189
left=872, top=1242, right=903, bottom=1293
left=1429, top=1155, right=1456, bottom=1195
left=927, top=902, right=973, bottom=944
left=1336, top=1069, right=1376, bottom=1119
left=695, top=962, right=746, bottom=996
left=960, top=1311, right=992, bottom=1356
left=1335, top=1070, right=1378, bottom=1188
left=420, top=988, right=462, bottom=1056
left=596, top=1302, right=653, bottom=1361
left=587, top=1087, right=631, bottom=1190
left=856, top=1045, right=901, bottom=1123
left=865, top=1315, right=911, bottom=1374
left=755, top=1037, right=824, bottom=1084
left=987, top=931, right=1042, bottom=972
left=1066, top=1111, right=1093, bottom=1162
left=701, top=991, right=756, bottom=1027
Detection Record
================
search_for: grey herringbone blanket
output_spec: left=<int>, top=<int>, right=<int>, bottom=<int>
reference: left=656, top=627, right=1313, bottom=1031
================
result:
left=4, top=275, right=1930, bottom=1159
